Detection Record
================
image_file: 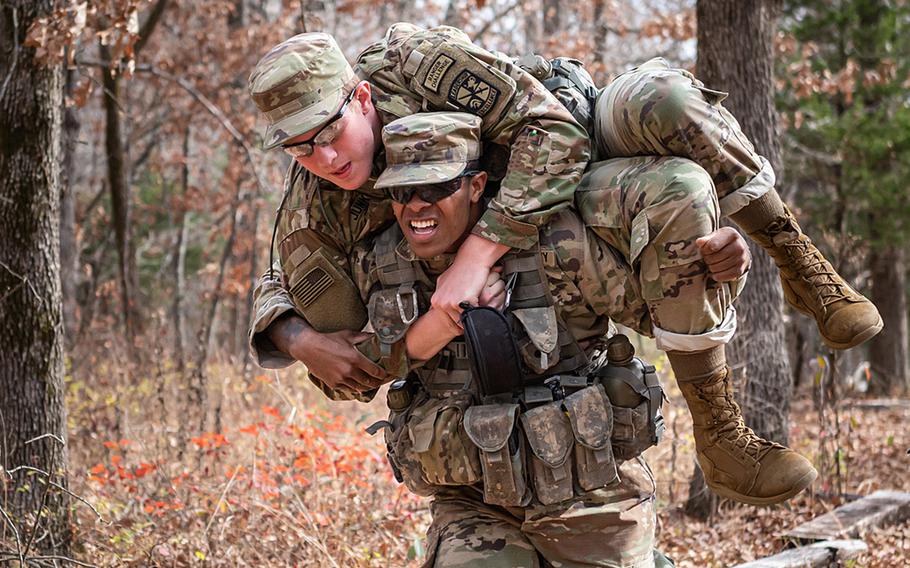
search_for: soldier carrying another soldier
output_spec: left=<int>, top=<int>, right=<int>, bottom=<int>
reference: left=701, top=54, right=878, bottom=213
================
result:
left=305, top=111, right=811, bottom=566
left=247, top=25, right=880, bottom=509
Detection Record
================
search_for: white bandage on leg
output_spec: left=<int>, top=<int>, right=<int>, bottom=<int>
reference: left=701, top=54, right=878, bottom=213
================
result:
left=718, top=157, right=775, bottom=217
left=654, top=306, right=737, bottom=352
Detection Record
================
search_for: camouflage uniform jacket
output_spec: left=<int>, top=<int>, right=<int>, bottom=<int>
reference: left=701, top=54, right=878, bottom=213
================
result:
left=249, top=24, right=591, bottom=368
left=319, top=204, right=647, bottom=403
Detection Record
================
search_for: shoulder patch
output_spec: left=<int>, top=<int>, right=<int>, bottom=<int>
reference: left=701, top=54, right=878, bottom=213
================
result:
left=423, top=54, right=455, bottom=93
left=448, top=70, right=500, bottom=115
left=406, top=42, right=515, bottom=121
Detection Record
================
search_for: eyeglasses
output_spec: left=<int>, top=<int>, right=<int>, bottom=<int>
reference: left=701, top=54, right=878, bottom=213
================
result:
left=388, top=172, right=480, bottom=204
left=282, top=87, right=358, bottom=158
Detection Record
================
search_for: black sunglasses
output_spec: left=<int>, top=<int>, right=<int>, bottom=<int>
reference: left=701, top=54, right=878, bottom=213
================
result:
left=388, top=171, right=480, bottom=204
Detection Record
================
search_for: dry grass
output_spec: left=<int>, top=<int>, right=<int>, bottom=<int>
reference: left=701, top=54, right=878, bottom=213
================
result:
left=62, top=352, right=908, bottom=567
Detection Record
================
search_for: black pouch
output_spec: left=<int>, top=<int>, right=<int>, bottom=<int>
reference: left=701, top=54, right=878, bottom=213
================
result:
left=461, top=306, right=524, bottom=399
left=464, top=403, right=529, bottom=507
left=564, top=384, right=619, bottom=490
left=521, top=400, right=574, bottom=505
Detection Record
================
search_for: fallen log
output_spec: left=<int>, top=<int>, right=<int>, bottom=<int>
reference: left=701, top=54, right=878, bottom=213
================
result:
left=731, top=539, right=867, bottom=568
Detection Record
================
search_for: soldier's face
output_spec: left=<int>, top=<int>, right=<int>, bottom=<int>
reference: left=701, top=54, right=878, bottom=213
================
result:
left=285, top=83, right=379, bottom=190
left=392, top=172, right=487, bottom=258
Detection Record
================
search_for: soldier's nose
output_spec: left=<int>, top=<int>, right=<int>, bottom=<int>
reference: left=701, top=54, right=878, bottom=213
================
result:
left=406, top=198, right=431, bottom=213
left=311, top=144, right=338, bottom=168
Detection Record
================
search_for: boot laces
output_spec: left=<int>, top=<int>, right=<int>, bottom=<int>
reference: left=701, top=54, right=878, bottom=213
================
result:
left=698, top=381, right=777, bottom=459
left=781, top=236, right=850, bottom=308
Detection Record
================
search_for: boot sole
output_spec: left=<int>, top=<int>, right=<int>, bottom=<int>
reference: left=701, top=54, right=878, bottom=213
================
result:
left=706, top=467, right=818, bottom=506
left=820, top=316, right=884, bottom=350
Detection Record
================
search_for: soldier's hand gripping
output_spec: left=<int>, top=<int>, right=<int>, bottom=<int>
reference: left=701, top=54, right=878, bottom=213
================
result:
left=696, top=227, right=752, bottom=282
left=432, top=235, right=510, bottom=323
left=477, top=268, right=507, bottom=310
left=269, top=315, right=390, bottom=392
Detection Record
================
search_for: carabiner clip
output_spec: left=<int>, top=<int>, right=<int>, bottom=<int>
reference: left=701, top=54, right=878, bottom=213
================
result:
left=397, top=284, right=419, bottom=325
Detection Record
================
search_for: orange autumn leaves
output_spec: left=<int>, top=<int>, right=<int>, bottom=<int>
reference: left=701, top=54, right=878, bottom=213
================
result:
left=86, top=402, right=393, bottom=519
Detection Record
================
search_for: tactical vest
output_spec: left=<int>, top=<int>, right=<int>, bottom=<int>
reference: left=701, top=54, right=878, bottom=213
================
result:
left=368, top=227, right=663, bottom=507
left=367, top=226, right=589, bottom=391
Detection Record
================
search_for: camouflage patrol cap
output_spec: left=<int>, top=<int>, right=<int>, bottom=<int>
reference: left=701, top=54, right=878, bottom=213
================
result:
left=249, top=32, right=357, bottom=150
left=374, top=112, right=482, bottom=189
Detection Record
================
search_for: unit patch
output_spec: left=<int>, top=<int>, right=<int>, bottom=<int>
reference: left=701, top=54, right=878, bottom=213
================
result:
left=423, top=54, right=455, bottom=93
left=448, top=70, right=500, bottom=116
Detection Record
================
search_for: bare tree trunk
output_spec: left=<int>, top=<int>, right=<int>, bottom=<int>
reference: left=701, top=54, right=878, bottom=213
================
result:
left=172, top=126, right=190, bottom=374
left=97, top=0, right=170, bottom=353
left=300, top=0, right=335, bottom=33
left=380, top=0, right=412, bottom=30
left=0, top=0, right=71, bottom=555
left=523, top=0, right=540, bottom=53
left=443, top=0, right=465, bottom=28
left=189, top=179, right=246, bottom=433
left=591, top=0, right=609, bottom=85
left=687, top=0, right=788, bottom=519
left=60, top=66, right=80, bottom=345
left=99, top=46, right=137, bottom=344
left=228, top=0, right=246, bottom=28
left=868, top=243, right=909, bottom=394
left=242, top=200, right=260, bottom=372
left=543, top=0, right=562, bottom=37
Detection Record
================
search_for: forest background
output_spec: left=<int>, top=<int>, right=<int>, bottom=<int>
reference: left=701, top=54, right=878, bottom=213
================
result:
left=0, top=0, right=908, bottom=566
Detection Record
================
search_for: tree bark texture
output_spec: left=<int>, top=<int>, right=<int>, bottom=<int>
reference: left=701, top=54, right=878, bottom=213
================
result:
left=0, top=0, right=71, bottom=554
left=689, top=0, right=789, bottom=517
left=868, top=243, right=909, bottom=394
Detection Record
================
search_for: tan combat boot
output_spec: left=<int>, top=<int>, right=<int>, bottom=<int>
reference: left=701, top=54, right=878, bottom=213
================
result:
left=731, top=190, right=882, bottom=349
left=668, top=347, right=818, bottom=506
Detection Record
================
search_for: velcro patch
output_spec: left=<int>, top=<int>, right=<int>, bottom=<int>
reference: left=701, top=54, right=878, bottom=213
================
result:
left=350, top=194, right=369, bottom=219
left=423, top=54, right=455, bottom=93
left=448, top=70, right=500, bottom=116
left=291, top=266, right=334, bottom=308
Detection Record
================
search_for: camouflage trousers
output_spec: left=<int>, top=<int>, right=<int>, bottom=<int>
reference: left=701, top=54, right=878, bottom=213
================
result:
left=423, top=457, right=658, bottom=568
left=572, top=155, right=746, bottom=352
left=594, top=58, right=775, bottom=218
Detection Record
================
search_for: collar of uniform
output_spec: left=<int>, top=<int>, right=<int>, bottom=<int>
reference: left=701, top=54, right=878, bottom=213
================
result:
left=370, top=143, right=387, bottom=181
left=394, top=236, right=455, bottom=276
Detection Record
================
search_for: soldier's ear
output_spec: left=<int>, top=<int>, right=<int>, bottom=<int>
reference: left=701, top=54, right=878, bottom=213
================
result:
left=353, top=81, right=373, bottom=114
left=468, top=171, right=487, bottom=203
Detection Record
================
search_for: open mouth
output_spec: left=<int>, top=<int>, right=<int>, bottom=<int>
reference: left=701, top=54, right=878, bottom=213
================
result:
left=332, top=162, right=351, bottom=177
left=409, top=218, right=438, bottom=236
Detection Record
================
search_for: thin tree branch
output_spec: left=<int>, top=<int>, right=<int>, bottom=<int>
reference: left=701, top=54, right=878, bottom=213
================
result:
left=6, top=466, right=107, bottom=524
left=75, top=58, right=272, bottom=198
left=0, top=503, right=24, bottom=566
left=133, top=0, right=170, bottom=56
left=0, top=554, right=98, bottom=567
left=24, top=434, right=64, bottom=447
left=470, top=1, right=523, bottom=42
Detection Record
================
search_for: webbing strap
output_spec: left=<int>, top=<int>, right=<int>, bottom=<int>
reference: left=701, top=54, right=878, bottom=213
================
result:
left=503, top=255, right=539, bottom=273
left=511, top=282, right=548, bottom=301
